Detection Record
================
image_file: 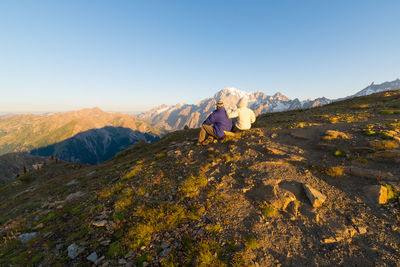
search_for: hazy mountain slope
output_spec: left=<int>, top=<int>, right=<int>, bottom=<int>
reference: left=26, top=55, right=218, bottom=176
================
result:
left=138, top=88, right=331, bottom=131
left=0, top=153, right=48, bottom=184
left=0, top=107, right=163, bottom=156
left=30, top=126, right=160, bottom=165
left=1, top=90, right=400, bottom=265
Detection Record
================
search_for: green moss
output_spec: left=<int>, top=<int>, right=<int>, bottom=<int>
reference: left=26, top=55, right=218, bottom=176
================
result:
left=137, top=253, right=152, bottom=266
left=379, top=132, right=394, bottom=139
left=31, top=253, right=43, bottom=264
left=333, top=149, right=346, bottom=157
left=107, top=241, right=125, bottom=258
left=260, top=203, right=276, bottom=217
left=245, top=236, right=260, bottom=250
left=39, top=212, right=56, bottom=223
left=364, top=129, right=376, bottom=136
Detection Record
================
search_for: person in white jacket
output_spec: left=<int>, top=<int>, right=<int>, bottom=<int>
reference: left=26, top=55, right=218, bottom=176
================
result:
left=227, top=97, right=256, bottom=132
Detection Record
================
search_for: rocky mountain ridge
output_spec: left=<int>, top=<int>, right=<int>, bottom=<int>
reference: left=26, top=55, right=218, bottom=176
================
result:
left=138, top=78, right=400, bottom=131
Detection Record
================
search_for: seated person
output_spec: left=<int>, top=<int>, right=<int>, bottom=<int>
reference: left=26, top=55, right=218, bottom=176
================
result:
left=197, top=100, right=232, bottom=145
left=227, top=97, right=256, bottom=132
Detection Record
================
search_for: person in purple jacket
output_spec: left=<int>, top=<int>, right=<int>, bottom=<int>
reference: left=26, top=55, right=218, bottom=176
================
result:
left=197, top=100, right=232, bottom=146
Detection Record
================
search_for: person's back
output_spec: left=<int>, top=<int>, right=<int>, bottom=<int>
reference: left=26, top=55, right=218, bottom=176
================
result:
left=228, top=97, right=255, bottom=131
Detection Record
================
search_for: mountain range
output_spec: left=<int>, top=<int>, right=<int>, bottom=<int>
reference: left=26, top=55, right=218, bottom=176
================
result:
left=138, top=78, right=400, bottom=131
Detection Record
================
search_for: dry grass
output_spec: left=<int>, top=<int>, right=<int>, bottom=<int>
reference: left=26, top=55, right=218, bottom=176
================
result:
left=322, top=130, right=351, bottom=141
left=369, top=140, right=399, bottom=150
left=325, top=166, right=344, bottom=177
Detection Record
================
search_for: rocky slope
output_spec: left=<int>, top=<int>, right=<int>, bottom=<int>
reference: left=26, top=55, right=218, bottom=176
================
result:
left=1, top=90, right=400, bottom=265
left=138, top=79, right=400, bottom=131
left=0, top=153, right=48, bottom=185
left=0, top=107, right=164, bottom=157
left=30, top=126, right=160, bottom=165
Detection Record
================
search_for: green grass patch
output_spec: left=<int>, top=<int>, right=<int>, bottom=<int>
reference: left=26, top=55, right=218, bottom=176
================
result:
left=364, top=129, right=376, bottom=136
left=179, top=174, right=208, bottom=198
left=245, top=236, right=260, bottom=250
left=379, top=132, right=394, bottom=139
left=107, top=241, right=125, bottom=258
left=39, top=212, right=56, bottom=223
left=128, top=203, right=202, bottom=249
left=260, top=203, right=276, bottom=217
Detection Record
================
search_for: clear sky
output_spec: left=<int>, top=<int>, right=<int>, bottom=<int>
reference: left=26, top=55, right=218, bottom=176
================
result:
left=1, top=0, right=399, bottom=113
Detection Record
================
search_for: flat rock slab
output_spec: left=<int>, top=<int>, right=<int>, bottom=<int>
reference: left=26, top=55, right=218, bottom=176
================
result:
left=345, top=167, right=395, bottom=181
left=303, top=184, right=326, bottom=208
left=349, top=147, right=376, bottom=153
left=290, top=132, right=310, bottom=140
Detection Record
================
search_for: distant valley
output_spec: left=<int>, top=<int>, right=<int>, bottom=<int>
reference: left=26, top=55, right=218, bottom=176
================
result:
left=0, top=108, right=163, bottom=168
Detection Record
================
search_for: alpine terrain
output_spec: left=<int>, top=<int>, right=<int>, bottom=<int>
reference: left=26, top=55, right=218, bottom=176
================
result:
left=138, top=78, right=400, bottom=131
left=1, top=89, right=400, bottom=266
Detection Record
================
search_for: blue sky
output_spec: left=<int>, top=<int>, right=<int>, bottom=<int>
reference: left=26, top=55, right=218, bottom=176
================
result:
left=0, top=0, right=399, bottom=112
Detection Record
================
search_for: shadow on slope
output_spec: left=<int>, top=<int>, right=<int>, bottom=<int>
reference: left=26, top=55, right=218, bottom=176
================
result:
left=30, top=126, right=160, bottom=165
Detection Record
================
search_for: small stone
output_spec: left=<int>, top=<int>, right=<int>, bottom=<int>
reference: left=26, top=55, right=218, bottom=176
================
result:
left=358, top=226, right=367, bottom=234
left=33, top=223, right=44, bottom=230
left=142, top=262, right=149, bottom=267
left=68, top=243, right=85, bottom=259
left=65, top=191, right=85, bottom=201
left=66, top=180, right=79, bottom=186
left=118, top=258, right=127, bottom=265
left=161, top=242, right=170, bottom=249
left=159, top=248, right=171, bottom=258
left=303, top=184, right=326, bottom=208
left=92, top=220, right=108, bottom=227
left=87, top=252, right=98, bottom=263
left=124, top=250, right=135, bottom=259
left=18, top=232, right=37, bottom=243
left=364, top=185, right=388, bottom=204
left=100, top=239, right=111, bottom=246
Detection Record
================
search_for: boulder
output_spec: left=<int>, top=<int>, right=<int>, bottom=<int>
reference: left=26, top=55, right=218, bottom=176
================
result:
left=303, top=184, right=326, bottom=208
left=364, top=185, right=388, bottom=204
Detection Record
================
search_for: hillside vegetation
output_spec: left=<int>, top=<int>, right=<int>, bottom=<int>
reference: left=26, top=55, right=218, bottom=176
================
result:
left=1, top=90, right=400, bottom=266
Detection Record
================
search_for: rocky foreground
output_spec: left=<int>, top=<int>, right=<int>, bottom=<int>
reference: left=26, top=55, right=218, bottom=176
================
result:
left=1, top=90, right=400, bottom=266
